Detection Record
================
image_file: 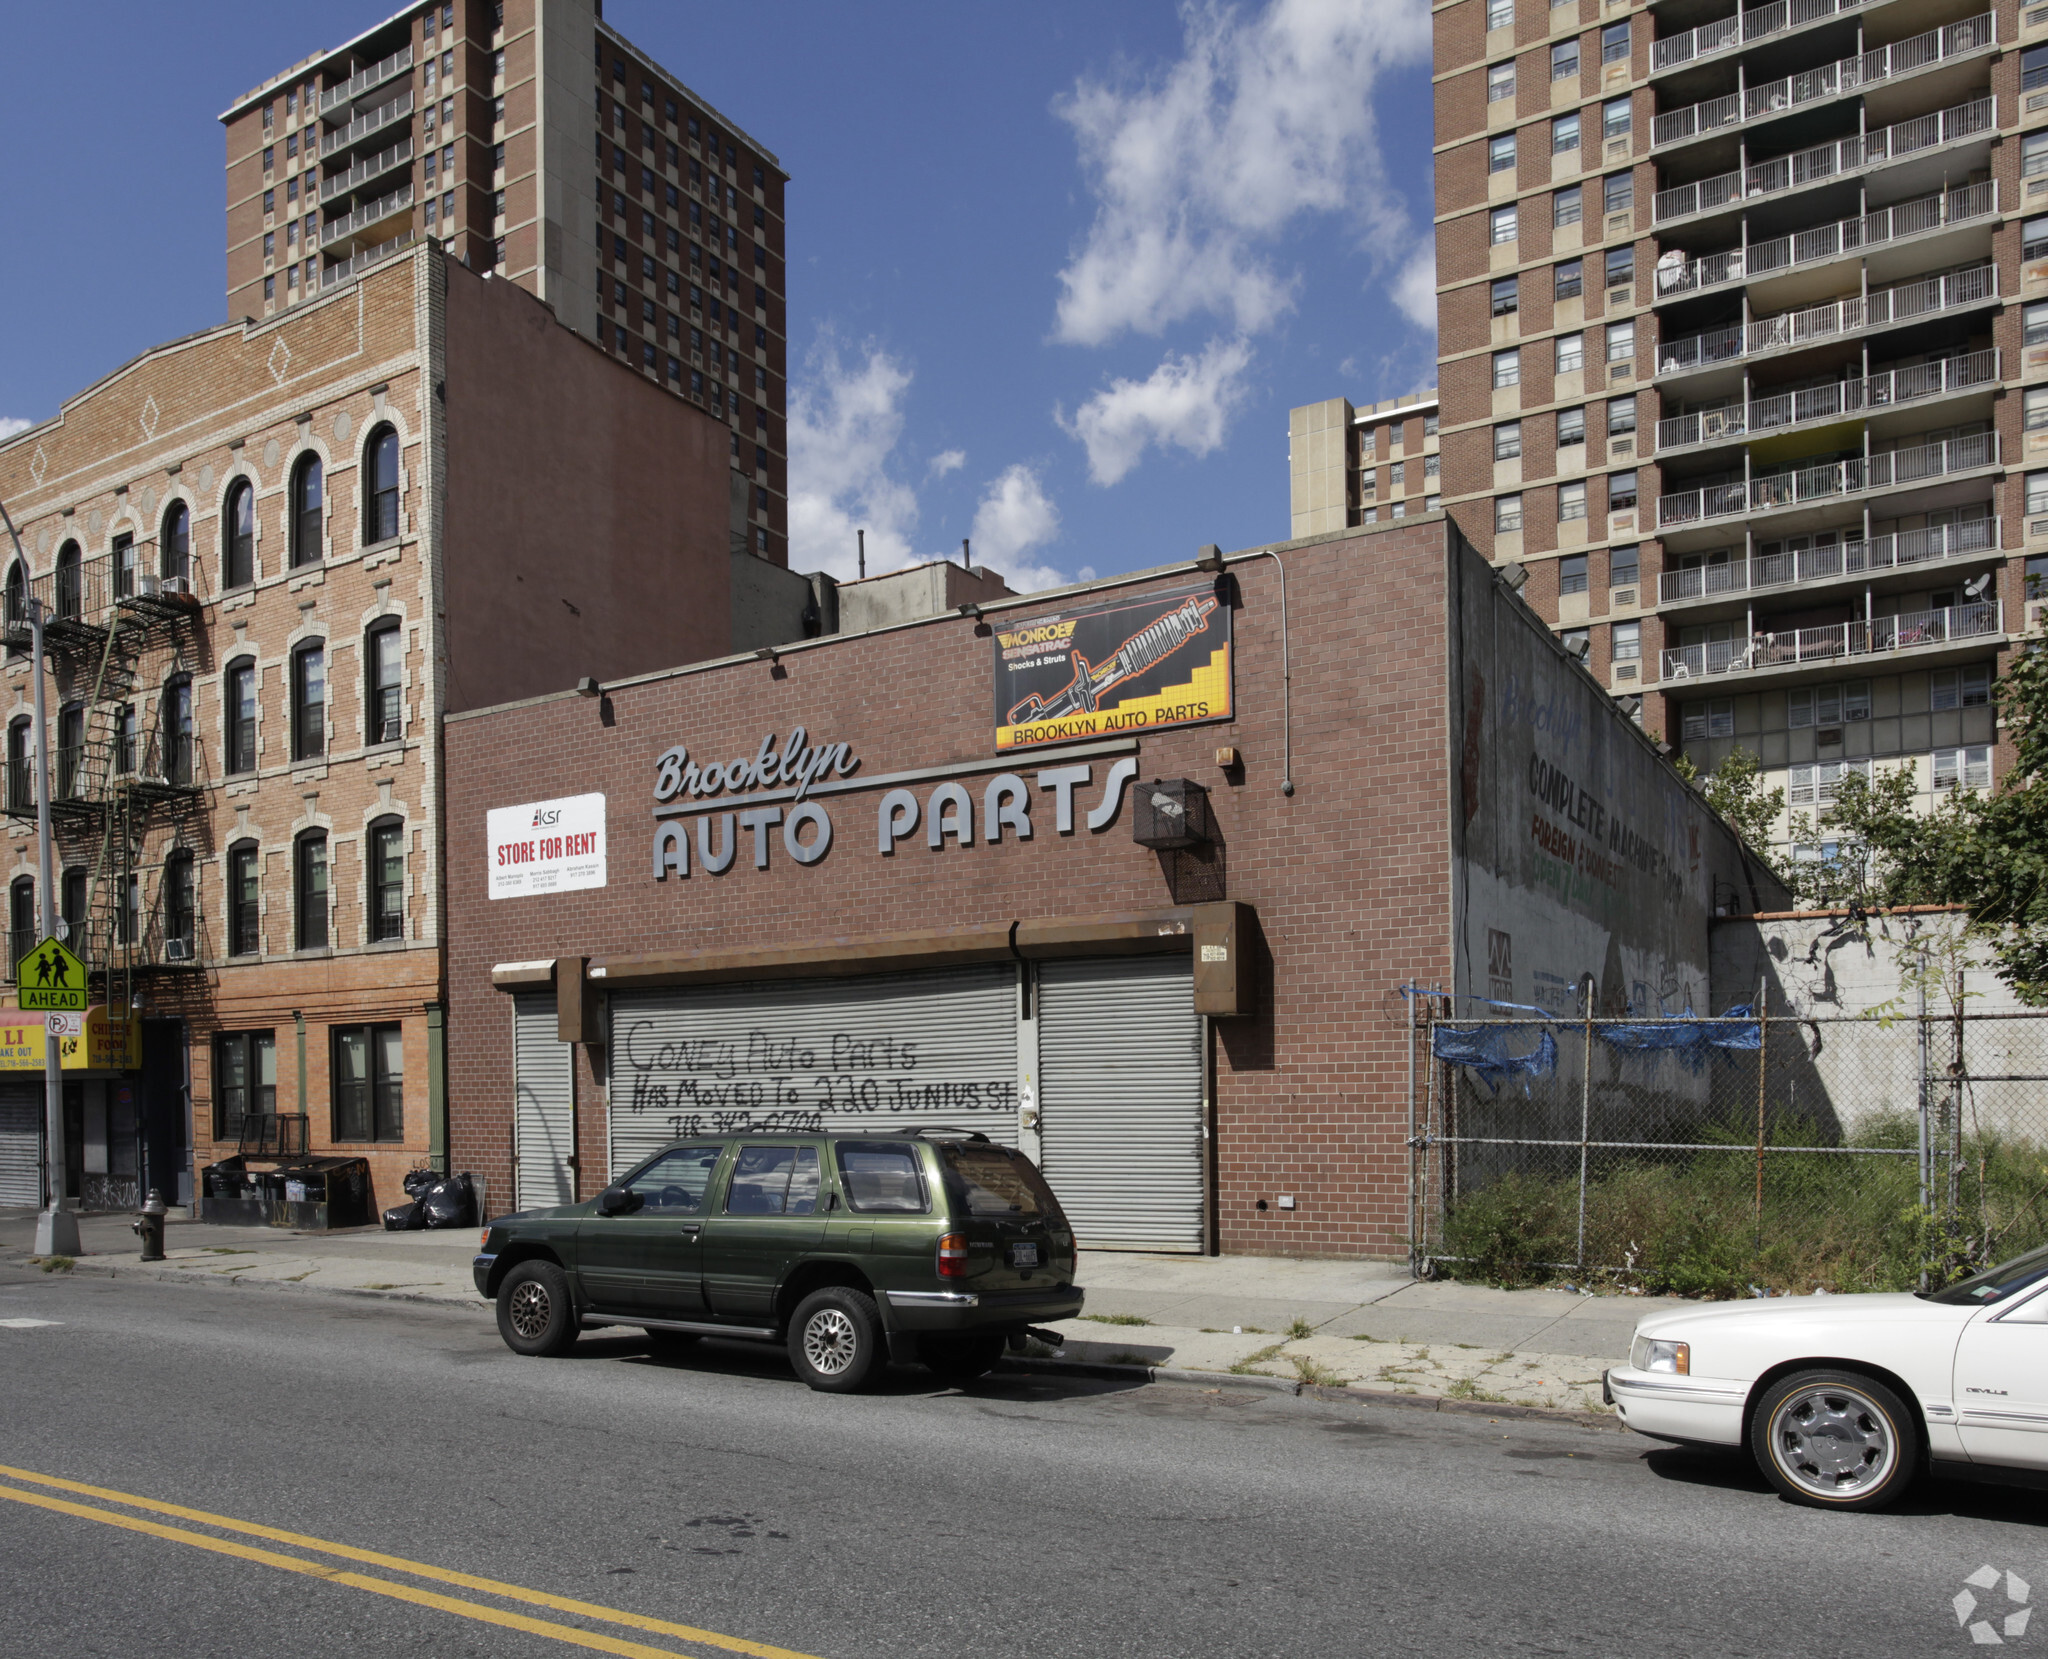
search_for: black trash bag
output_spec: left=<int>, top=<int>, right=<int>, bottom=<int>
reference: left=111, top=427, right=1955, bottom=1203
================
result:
left=420, top=1172, right=476, bottom=1230
left=402, top=1168, right=438, bottom=1198
left=382, top=1200, right=426, bottom=1231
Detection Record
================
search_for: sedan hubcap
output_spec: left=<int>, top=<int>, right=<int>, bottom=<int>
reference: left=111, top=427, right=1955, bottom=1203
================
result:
left=803, top=1308, right=858, bottom=1375
left=508, top=1280, right=552, bottom=1340
left=1771, top=1387, right=1893, bottom=1497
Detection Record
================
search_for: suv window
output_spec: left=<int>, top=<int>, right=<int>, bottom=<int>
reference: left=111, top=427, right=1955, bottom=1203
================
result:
left=726, top=1145, right=820, bottom=1215
left=834, top=1140, right=930, bottom=1213
left=938, top=1143, right=1063, bottom=1219
left=622, top=1144, right=722, bottom=1213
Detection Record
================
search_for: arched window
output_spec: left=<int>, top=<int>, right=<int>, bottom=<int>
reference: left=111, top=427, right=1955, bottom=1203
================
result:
left=366, top=620, right=403, bottom=744
left=3, top=562, right=26, bottom=655
left=295, top=830, right=329, bottom=950
left=290, top=453, right=324, bottom=568
left=225, top=658, right=257, bottom=775
left=291, top=640, right=325, bottom=761
left=227, top=840, right=261, bottom=956
left=54, top=542, right=81, bottom=622
left=163, top=851, right=195, bottom=959
left=114, top=532, right=138, bottom=598
left=55, top=704, right=83, bottom=801
left=159, top=677, right=193, bottom=787
left=367, top=816, right=404, bottom=942
left=8, top=876, right=34, bottom=972
left=223, top=479, right=255, bottom=588
left=363, top=425, right=400, bottom=545
left=6, top=716, right=31, bottom=814
left=161, top=501, right=190, bottom=584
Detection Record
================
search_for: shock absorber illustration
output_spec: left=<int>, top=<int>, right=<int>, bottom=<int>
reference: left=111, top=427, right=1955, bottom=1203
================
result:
left=1007, top=594, right=1220, bottom=725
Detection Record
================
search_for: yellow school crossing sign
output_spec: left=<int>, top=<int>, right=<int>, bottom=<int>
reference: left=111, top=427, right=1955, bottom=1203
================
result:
left=15, top=937, right=86, bottom=1012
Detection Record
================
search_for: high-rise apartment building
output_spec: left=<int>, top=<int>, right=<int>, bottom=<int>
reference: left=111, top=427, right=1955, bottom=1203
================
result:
left=221, top=0, right=788, bottom=566
left=1301, top=0, right=2035, bottom=850
left=1289, top=391, right=1442, bottom=537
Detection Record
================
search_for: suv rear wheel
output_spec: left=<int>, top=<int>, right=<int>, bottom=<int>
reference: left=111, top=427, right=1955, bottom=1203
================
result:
left=923, top=1332, right=1005, bottom=1386
left=788, top=1286, right=884, bottom=1393
left=496, top=1261, right=579, bottom=1357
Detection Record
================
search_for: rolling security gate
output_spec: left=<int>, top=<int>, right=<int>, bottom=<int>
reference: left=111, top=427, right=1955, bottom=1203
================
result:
left=1037, top=955, right=1204, bottom=1252
left=0, top=1082, right=40, bottom=1207
left=513, top=992, right=577, bottom=1211
left=606, top=965, right=1019, bottom=1176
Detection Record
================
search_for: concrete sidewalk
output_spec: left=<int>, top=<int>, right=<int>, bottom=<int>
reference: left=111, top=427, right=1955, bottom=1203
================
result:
left=0, top=1211, right=1688, bottom=1415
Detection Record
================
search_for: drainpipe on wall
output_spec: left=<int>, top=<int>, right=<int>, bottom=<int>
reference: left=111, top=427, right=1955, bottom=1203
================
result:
left=427, top=1004, right=447, bottom=1173
left=293, top=1011, right=307, bottom=1133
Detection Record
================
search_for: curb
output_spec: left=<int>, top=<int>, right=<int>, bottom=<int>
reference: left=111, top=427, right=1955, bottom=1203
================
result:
left=999, top=1354, right=1623, bottom=1430
left=21, top=1253, right=490, bottom=1314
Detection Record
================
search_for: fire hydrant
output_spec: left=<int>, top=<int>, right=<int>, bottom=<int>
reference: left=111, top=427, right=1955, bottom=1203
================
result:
left=131, top=1188, right=166, bottom=1262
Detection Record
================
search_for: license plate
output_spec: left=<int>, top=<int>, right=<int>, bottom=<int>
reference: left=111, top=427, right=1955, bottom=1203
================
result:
left=1009, top=1242, right=1040, bottom=1268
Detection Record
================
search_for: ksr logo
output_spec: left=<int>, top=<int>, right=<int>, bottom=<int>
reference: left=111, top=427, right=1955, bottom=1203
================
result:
left=531, top=808, right=562, bottom=828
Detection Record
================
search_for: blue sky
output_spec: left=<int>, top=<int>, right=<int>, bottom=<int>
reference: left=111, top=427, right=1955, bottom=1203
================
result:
left=0, top=0, right=1436, bottom=592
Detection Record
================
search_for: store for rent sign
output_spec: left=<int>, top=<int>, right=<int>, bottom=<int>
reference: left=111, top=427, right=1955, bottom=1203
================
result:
left=488, top=793, right=608, bottom=899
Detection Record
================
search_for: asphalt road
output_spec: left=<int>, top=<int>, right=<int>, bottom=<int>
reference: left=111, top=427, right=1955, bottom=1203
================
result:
left=0, top=1265, right=2039, bottom=1659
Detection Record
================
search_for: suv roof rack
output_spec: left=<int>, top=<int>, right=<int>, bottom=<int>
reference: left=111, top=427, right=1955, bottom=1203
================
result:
left=911, top=1126, right=993, bottom=1142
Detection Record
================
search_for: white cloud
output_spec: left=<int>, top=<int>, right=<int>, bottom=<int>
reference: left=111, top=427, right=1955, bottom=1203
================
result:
left=926, top=448, right=966, bottom=479
left=968, top=465, right=1066, bottom=592
left=1391, top=248, right=1436, bottom=333
left=1052, top=0, right=1431, bottom=347
left=1061, top=337, right=1254, bottom=486
left=0, top=418, right=32, bottom=441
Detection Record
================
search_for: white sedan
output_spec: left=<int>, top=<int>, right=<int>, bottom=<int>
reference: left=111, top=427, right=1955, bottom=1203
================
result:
left=1605, top=1245, right=2048, bottom=1509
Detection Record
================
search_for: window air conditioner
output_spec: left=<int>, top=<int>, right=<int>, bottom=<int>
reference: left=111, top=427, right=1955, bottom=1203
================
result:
left=164, top=938, right=192, bottom=962
left=135, top=574, right=162, bottom=598
left=160, top=577, right=191, bottom=597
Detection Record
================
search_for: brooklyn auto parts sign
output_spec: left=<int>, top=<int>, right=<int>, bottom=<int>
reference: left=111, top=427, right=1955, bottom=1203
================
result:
left=488, top=792, right=608, bottom=898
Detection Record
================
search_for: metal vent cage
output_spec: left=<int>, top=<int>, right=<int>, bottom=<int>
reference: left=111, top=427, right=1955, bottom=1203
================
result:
left=1132, top=777, right=1212, bottom=850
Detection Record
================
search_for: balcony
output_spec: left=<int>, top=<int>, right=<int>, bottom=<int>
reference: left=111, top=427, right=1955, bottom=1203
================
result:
left=320, top=137, right=413, bottom=204
left=321, top=229, right=416, bottom=289
left=319, top=44, right=414, bottom=119
left=1651, top=14, right=1995, bottom=150
left=1652, top=0, right=1869, bottom=75
left=1654, top=264, right=1997, bottom=380
left=1653, top=97, right=1994, bottom=227
left=1657, top=517, right=2001, bottom=605
left=1655, top=432, right=1999, bottom=530
left=1654, top=349, right=1998, bottom=455
left=1651, top=182, right=1996, bottom=302
left=321, top=183, right=414, bottom=251
left=329, top=88, right=413, bottom=158
left=1659, top=601, right=2002, bottom=682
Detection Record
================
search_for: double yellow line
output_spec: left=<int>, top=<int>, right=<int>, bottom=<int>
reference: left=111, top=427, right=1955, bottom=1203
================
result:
left=0, top=1462, right=823, bottom=1659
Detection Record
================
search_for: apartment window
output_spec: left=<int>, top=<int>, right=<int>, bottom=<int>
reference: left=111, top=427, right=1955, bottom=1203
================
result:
left=2027, top=387, right=2048, bottom=433
left=1554, top=185, right=1582, bottom=227
left=1557, top=405, right=1586, bottom=446
left=1602, top=20, right=1630, bottom=61
left=160, top=679, right=193, bottom=787
left=1931, top=665, right=1993, bottom=710
left=1613, top=620, right=1641, bottom=660
left=1561, top=628, right=1590, bottom=659
left=368, top=819, right=405, bottom=942
left=213, top=1031, right=276, bottom=1140
left=7, top=876, right=33, bottom=968
left=2027, top=132, right=2048, bottom=179
left=1494, top=421, right=1523, bottom=461
left=225, top=660, right=257, bottom=775
left=5, top=719, right=28, bottom=814
left=1486, top=0, right=1514, bottom=27
left=160, top=502, right=189, bottom=585
left=54, top=542, right=80, bottom=622
left=2030, top=555, right=2048, bottom=599
left=2029, top=471, right=2048, bottom=516
left=60, top=868, right=85, bottom=947
left=295, top=832, right=329, bottom=951
left=1491, top=276, right=1519, bottom=316
left=263, top=277, right=275, bottom=304
left=1607, top=395, right=1637, bottom=437
left=1425, top=454, right=1440, bottom=480
left=1489, top=132, right=1517, bottom=174
left=1788, top=681, right=1870, bottom=727
left=285, top=453, right=323, bottom=568
left=1556, top=332, right=1585, bottom=374
left=1604, top=246, right=1634, bottom=288
left=1603, top=173, right=1633, bottom=216
left=1493, top=348, right=1521, bottom=388
left=1603, top=104, right=1635, bottom=150
left=262, top=105, right=275, bottom=134
left=164, top=852, right=194, bottom=957
left=1554, top=258, right=1583, bottom=301
left=2027, top=217, right=2048, bottom=261
left=1934, top=746, right=1993, bottom=791
left=1496, top=494, right=1524, bottom=533
left=1607, top=470, right=1638, bottom=512
left=2026, top=44, right=2048, bottom=91
left=333, top=1023, right=404, bottom=1142
left=1560, top=483, right=1588, bottom=524
left=1425, top=413, right=1439, bottom=437
left=1487, top=60, right=1515, bottom=101
left=1552, top=112, right=1579, bottom=153
left=1681, top=698, right=1735, bottom=741
left=1552, top=38, right=1579, bottom=79
left=227, top=842, right=260, bottom=957
left=366, top=621, right=403, bottom=745
left=364, top=425, right=400, bottom=544
left=1490, top=204, right=1518, bottom=244
left=1391, top=461, right=1406, bottom=488
left=223, top=481, right=255, bottom=587
left=263, top=232, right=275, bottom=263
left=54, top=704, right=81, bottom=800
left=291, top=642, right=325, bottom=762
left=1606, top=320, right=1634, bottom=363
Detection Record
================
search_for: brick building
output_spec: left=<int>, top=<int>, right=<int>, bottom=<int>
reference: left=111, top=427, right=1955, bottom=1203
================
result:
left=1289, top=390, right=1443, bottom=537
left=442, top=516, right=1780, bottom=1260
left=221, top=0, right=788, bottom=566
left=1302, top=0, right=2034, bottom=855
left=0, top=243, right=734, bottom=1213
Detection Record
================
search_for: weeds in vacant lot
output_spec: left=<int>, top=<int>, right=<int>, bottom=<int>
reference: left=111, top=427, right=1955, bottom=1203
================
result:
left=1080, top=1313, right=1153, bottom=1326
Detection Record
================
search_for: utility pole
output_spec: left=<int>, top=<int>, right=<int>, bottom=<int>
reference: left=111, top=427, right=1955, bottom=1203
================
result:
left=0, top=498, right=77, bottom=1255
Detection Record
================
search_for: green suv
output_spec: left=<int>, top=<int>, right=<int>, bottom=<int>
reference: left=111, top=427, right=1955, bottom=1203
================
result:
left=474, top=1130, right=1084, bottom=1390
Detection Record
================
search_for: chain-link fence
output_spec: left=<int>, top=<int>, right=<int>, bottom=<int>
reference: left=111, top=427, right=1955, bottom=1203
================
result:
left=1406, top=996, right=2048, bottom=1294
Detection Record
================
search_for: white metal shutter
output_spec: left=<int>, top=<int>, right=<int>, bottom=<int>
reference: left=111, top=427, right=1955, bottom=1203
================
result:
left=606, top=965, right=1018, bottom=1179
left=0, top=1083, right=40, bottom=1207
left=1037, top=955, right=1203, bottom=1252
left=513, top=992, right=576, bottom=1211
